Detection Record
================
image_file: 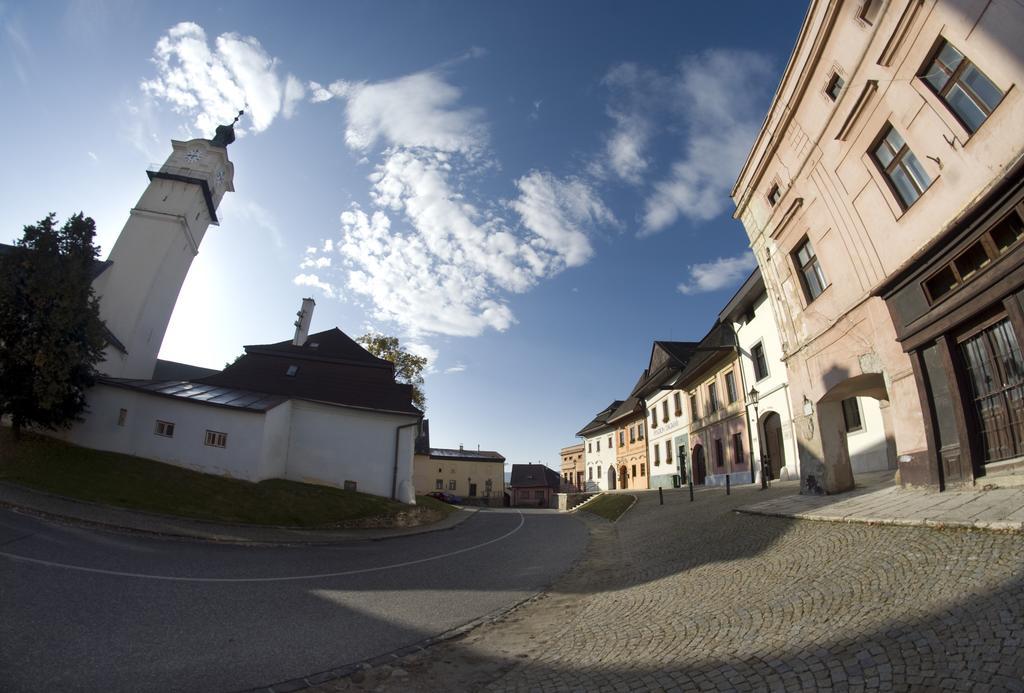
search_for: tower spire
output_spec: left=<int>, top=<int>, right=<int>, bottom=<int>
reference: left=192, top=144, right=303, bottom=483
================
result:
left=210, top=109, right=244, bottom=148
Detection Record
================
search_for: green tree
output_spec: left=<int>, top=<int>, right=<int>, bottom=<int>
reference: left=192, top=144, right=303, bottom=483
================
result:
left=356, top=333, right=428, bottom=411
left=0, top=213, right=107, bottom=438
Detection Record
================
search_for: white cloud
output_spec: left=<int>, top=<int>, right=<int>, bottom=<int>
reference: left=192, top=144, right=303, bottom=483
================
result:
left=677, top=252, right=757, bottom=295
left=641, top=50, right=775, bottom=234
left=405, top=341, right=439, bottom=372
left=87, top=151, right=98, bottom=161
left=221, top=197, right=285, bottom=249
left=510, top=171, right=616, bottom=269
left=293, top=273, right=337, bottom=298
left=141, top=22, right=302, bottom=136
left=444, top=363, right=467, bottom=374
left=341, top=71, right=487, bottom=156
left=595, top=62, right=666, bottom=185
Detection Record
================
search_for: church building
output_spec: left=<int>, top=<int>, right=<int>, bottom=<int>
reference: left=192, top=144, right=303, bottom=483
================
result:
left=53, top=119, right=422, bottom=502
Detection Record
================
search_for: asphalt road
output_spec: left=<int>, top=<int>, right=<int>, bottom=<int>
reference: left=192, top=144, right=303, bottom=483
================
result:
left=0, top=507, right=587, bottom=692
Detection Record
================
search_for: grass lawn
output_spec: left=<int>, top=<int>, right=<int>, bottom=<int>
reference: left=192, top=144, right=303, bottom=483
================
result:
left=582, top=493, right=635, bottom=522
left=0, top=427, right=455, bottom=527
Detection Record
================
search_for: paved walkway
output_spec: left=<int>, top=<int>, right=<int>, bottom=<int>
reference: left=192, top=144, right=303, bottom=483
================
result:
left=316, top=484, right=1024, bottom=692
left=0, top=481, right=473, bottom=544
left=737, top=471, right=1024, bottom=532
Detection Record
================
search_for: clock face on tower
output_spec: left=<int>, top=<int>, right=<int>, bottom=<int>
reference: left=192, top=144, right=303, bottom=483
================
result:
left=184, top=148, right=203, bottom=163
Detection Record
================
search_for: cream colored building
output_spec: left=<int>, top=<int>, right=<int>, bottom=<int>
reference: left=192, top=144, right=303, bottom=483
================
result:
left=413, top=422, right=505, bottom=503
left=559, top=442, right=585, bottom=491
left=733, top=0, right=1024, bottom=492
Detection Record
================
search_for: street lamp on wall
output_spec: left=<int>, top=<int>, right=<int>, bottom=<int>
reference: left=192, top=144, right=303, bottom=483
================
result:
left=747, top=386, right=766, bottom=488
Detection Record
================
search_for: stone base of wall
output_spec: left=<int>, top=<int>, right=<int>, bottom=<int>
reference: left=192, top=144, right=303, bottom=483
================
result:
left=704, top=472, right=756, bottom=488
left=649, top=474, right=678, bottom=489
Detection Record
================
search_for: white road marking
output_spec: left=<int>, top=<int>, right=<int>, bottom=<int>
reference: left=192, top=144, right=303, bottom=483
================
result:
left=0, top=511, right=525, bottom=583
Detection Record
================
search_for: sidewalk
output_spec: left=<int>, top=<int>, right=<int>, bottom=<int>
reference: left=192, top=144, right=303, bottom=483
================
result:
left=0, top=481, right=476, bottom=544
left=736, top=471, right=1024, bottom=532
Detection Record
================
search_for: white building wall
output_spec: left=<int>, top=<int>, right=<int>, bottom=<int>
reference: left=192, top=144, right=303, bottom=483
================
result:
left=846, top=397, right=891, bottom=474
left=284, top=400, right=418, bottom=502
left=583, top=429, right=616, bottom=491
left=734, top=293, right=800, bottom=483
left=62, top=384, right=269, bottom=481
left=644, top=387, right=686, bottom=488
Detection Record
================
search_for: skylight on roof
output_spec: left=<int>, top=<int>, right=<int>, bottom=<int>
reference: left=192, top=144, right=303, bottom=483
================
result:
left=286, top=365, right=299, bottom=377
left=309, top=342, right=319, bottom=348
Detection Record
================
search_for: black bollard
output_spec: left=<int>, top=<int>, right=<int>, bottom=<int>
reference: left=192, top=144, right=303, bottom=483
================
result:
left=726, top=474, right=731, bottom=495
left=688, top=479, right=694, bottom=502
left=659, top=487, right=664, bottom=505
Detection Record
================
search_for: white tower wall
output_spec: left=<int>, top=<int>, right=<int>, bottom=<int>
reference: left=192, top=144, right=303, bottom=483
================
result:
left=93, top=137, right=235, bottom=379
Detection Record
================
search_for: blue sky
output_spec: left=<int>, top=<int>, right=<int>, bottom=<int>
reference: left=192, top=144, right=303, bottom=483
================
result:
left=0, top=0, right=805, bottom=469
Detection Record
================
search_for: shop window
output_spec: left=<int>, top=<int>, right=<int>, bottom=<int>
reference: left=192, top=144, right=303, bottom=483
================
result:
left=920, top=39, right=1004, bottom=134
left=923, top=209, right=1024, bottom=303
left=959, top=318, right=1024, bottom=463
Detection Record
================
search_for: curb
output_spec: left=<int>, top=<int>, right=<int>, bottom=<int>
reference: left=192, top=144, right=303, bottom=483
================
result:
left=733, top=507, right=1024, bottom=533
left=0, top=485, right=478, bottom=546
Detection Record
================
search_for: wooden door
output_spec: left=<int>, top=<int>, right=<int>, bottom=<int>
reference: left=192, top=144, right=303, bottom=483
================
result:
left=959, top=317, right=1024, bottom=464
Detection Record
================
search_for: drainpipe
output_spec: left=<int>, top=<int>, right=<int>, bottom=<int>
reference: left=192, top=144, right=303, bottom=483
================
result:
left=393, top=418, right=422, bottom=501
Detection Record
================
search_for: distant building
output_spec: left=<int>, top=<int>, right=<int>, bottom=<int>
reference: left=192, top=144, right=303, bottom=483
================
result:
left=606, top=392, right=649, bottom=490
left=632, top=341, right=700, bottom=489
left=733, top=0, right=1024, bottom=491
left=673, top=323, right=750, bottom=487
left=508, top=463, right=561, bottom=507
left=413, top=421, right=505, bottom=504
left=576, top=400, right=623, bottom=491
left=559, top=442, right=585, bottom=491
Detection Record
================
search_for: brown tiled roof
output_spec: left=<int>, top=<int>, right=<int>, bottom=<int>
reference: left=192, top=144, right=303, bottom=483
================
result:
left=199, top=328, right=420, bottom=415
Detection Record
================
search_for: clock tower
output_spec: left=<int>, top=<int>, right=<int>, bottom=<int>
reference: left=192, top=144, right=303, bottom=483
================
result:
left=93, top=117, right=239, bottom=379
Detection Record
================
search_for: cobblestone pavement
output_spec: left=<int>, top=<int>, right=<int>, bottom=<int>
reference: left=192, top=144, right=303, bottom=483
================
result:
left=318, top=484, right=1024, bottom=692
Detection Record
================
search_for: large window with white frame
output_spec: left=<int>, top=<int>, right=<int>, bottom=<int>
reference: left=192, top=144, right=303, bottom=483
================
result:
left=752, top=342, right=770, bottom=381
left=204, top=430, right=227, bottom=448
left=793, top=236, right=828, bottom=302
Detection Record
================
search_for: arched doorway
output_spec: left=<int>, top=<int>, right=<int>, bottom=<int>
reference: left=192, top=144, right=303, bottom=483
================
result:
left=607, top=465, right=617, bottom=490
left=618, top=465, right=628, bottom=489
left=762, top=412, right=785, bottom=480
left=692, top=444, right=706, bottom=485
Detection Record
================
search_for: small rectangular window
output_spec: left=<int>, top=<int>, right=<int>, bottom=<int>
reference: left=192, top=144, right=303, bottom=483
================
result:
left=793, top=237, right=828, bottom=301
left=654, top=445, right=661, bottom=465
left=631, top=464, right=637, bottom=478
left=842, top=398, right=864, bottom=432
left=650, top=408, right=657, bottom=428
left=608, top=436, right=612, bottom=448
left=154, top=420, right=175, bottom=438
left=690, top=394, right=699, bottom=420
left=733, top=433, right=744, bottom=468
left=826, top=73, right=845, bottom=101
left=435, top=479, right=443, bottom=490
left=859, top=0, right=880, bottom=24
left=662, top=400, right=669, bottom=422
left=117, top=408, right=127, bottom=426
left=204, top=430, right=227, bottom=448
left=665, top=441, right=673, bottom=464
left=725, top=371, right=737, bottom=404
left=588, top=442, right=592, bottom=453
left=752, top=342, right=769, bottom=381
left=871, top=125, right=932, bottom=209
left=708, top=382, right=720, bottom=413
left=596, top=439, right=600, bottom=452
left=637, top=424, right=644, bottom=441
left=920, top=40, right=1003, bottom=134
left=448, top=480, right=457, bottom=491
left=767, top=184, right=781, bottom=207
left=715, top=439, right=724, bottom=467
left=619, top=431, right=625, bottom=447
left=640, top=463, right=645, bottom=476
left=629, top=426, right=636, bottom=443
left=673, top=392, right=682, bottom=416
left=286, top=364, right=299, bottom=377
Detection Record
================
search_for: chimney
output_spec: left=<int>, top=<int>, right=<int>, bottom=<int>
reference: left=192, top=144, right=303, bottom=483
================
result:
left=292, top=297, right=315, bottom=346
left=459, top=444, right=464, bottom=451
